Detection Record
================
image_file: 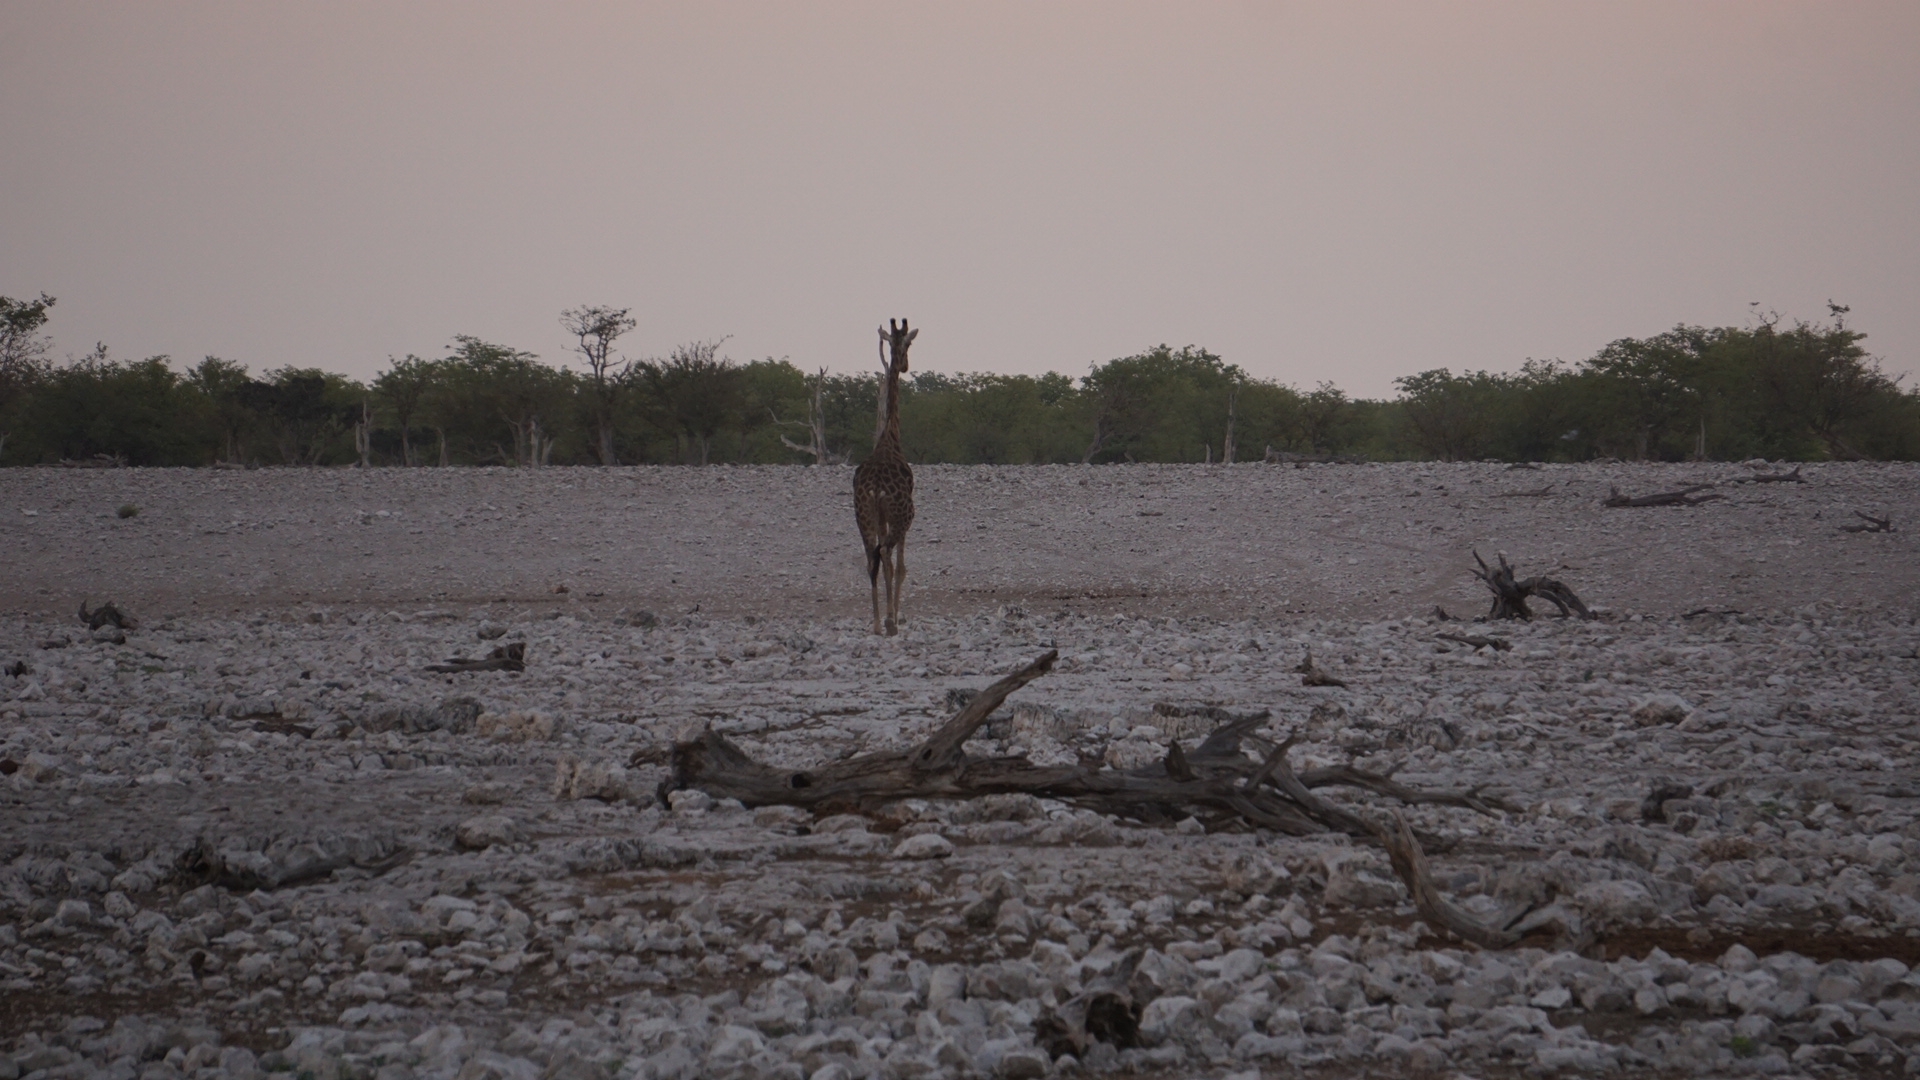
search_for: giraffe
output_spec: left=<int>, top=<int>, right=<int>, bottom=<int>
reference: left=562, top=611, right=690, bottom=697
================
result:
left=854, top=318, right=917, bottom=635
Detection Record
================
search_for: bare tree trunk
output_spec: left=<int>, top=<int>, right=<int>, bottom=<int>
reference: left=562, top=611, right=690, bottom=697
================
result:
left=354, top=406, right=371, bottom=468
left=529, top=418, right=553, bottom=466
left=776, top=368, right=837, bottom=465
left=591, top=418, right=614, bottom=465
left=1081, top=425, right=1104, bottom=464
left=1223, top=384, right=1238, bottom=464
left=809, top=368, right=829, bottom=463
left=435, top=427, right=448, bottom=467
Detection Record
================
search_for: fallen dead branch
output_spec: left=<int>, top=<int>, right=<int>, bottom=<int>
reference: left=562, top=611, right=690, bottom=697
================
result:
left=78, top=600, right=132, bottom=631
left=1603, top=484, right=1723, bottom=508
left=1437, top=631, right=1511, bottom=652
left=59, top=453, right=126, bottom=469
left=1838, top=511, right=1893, bottom=534
left=1497, top=485, right=1554, bottom=498
left=1727, top=466, right=1803, bottom=484
left=665, top=651, right=1534, bottom=949
left=425, top=641, right=526, bottom=673
left=1377, top=811, right=1518, bottom=948
left=1470, top=550, right=1594, bottom=621
left=1682, top=607, right=1744, bottom=619
left=175, top=837, right=410, bottom=891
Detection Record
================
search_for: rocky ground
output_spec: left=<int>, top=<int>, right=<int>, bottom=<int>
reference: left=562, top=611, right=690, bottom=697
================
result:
left=1, top=461, right=1918, bottom=1080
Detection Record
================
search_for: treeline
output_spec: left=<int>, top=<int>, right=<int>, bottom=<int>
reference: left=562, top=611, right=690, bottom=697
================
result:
left=2, top=295, right=1915, bottom=467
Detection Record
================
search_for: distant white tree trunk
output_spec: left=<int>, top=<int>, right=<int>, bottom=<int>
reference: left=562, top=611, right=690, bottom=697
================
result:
left=354, top=400, right=372, bottom=468
left=778, top=367, right=837, bottom=464
left=1222, top=383, right=1239, bottom=464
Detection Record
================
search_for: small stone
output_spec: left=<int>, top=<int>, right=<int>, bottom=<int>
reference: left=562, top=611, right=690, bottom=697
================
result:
left=893, top=833, right=955, bottom=860
left=455, top=815, right=522, bottom=850
left=1630, top=693, right=1692, bottom=727
left=668, top=789, right=713, bottom=815
left=996, top=1047, right=1051, bottom=1078
left=1138, top=995, right=1205, bottom=1045
left=1530, top=986, right=1572, bottom=1009
left=1721, top=944, right=1760, bottom=974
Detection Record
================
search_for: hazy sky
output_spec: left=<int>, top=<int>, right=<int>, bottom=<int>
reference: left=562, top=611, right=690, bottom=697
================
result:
left=4, top=2, right=1917, bottom=398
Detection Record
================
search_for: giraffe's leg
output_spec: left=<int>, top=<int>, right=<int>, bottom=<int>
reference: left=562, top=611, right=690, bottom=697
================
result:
left=879, top=544, right=897, bottom=636
left=867, top=543, right=885, bottom=636
left=889, top=537, right=907, bottom=632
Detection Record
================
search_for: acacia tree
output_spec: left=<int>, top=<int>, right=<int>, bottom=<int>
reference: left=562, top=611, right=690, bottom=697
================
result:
left=1580, top=330, right=1710, bottom=460
left=0, top=293, right=56, bottom=457
left=441, top=337, right=571, bottom=466
left=1745, top=306, right=1895, bottom=460
left=186, top=356, right=254, bottom=463
left=1393, top=369, right=1504, bottom=462
left=636, top=338, right=743, bottom=465
left=561, top=305, right=636, bottom=465
left=372, top=354, right=436, bottom=465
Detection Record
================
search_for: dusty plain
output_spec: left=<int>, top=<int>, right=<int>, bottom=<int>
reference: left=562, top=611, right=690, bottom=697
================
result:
left=2, top=461, right=1918, bottom=1080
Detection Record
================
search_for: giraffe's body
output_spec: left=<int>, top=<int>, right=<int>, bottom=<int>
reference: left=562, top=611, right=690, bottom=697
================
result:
left=854, top=319, right=917, bottom=635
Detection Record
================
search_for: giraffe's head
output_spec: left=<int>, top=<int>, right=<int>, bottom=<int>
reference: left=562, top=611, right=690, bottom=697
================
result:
left=879, top=318, right=917, bottom=374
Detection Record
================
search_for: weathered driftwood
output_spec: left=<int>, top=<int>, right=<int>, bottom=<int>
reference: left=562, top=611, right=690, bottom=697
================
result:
left=79, top=600, right=132, bottom=631
left=1682, top=607, right=1744, bottom=619
left=665, top=651, right=1532, bottom=949
left=1838, top=511, right=1893, bottom=534
left=1470, top=550, right=1594, bottom=621
left=1603, top=484, right=1723, bottom=508
left=175, top=837, right=410, bottom=891
left=1376, top=811, right=1520, bottom=948
left=425, top=641, right=526, bottom=673
left=1437, top=631, right=1511, bottom=652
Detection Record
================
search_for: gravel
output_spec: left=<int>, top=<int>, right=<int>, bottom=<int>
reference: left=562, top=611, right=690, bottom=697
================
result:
left=2, top=460, right=1918, bottom=1078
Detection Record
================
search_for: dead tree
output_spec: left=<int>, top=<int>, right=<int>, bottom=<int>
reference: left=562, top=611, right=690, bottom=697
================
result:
left=776, top=367, right=839, bottom=465
left=664, top=651, right=1538, bottom=950
left=1603, top=484, right=1723, bottom=508
left=1469, top=550, right=1593, bottom=621
left=78, top=600, right=132, bottom=630
left=1839, top=511, right=1893, bottom=534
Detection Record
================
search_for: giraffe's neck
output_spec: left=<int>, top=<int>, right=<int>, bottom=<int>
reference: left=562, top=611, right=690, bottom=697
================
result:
left=877, top=365, right=904, bottom=456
